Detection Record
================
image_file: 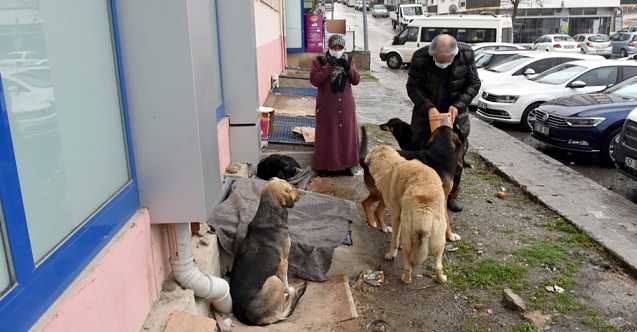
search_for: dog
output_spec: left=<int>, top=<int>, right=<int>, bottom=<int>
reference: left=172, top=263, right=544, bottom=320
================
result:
left=399, top=126, right=464, bottom=242
left=362, top=143, right=448, bottom=284
left=379, top=118, right=415, bottom=150
left=230, top=178, right=307, bottom=325
left=360, top=126, right=464, bottom=241
left=256, top=154, right=301, bottom=181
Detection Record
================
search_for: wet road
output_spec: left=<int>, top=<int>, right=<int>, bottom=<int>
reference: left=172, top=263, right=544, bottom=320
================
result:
left=333, top=3, right=637, bottom=203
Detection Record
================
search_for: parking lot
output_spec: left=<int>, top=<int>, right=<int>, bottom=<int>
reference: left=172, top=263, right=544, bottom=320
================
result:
left=333, top=3, right=637, bottom=203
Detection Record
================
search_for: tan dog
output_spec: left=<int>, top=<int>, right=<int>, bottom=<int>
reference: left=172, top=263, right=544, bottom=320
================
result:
left=364, top=145, right=448, bottom=284
left=230, top=178, right=307, bottom=326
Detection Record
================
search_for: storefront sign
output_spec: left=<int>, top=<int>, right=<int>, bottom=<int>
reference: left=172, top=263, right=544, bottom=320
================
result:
left=305, top=13, right=324, bottom=53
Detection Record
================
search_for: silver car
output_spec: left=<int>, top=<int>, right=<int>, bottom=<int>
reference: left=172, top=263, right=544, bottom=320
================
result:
left=574, top=34, right=611, bottom=58
left=611, top=32, right=637, bottom=57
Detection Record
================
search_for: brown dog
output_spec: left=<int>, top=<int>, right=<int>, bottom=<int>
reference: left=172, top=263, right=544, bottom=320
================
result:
left=230, top=178, right=307, bottom=325
left=364, top=145, right=448, bottom=283
left=363, top=125, right=464, bottom=241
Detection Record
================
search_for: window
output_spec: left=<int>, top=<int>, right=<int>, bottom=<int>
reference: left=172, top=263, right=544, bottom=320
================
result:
left=621, top=66, right=637, bottom=81
left=502, top=27, right=513, bottom=43
left=398, top=26, right=418, bottom=44
left=420, top=27, right=495, bottom=43
left=607, top=75, right=637, bottom=98
left=488, top=54, right=531, bottom=73
left=575, top=67, right=619, bottom=87
left=0, top=205, right=13, bottom=296
left=589, top=35, right=609, bottom=42
left=516, top=58, right=557, bottom=75
left=0, top=0, right=138, bottom=329
left=532, top=64, right=587, bottom=85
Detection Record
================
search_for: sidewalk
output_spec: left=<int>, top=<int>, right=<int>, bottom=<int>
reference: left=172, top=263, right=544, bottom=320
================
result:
left=471, top=116, right=637, bottom=273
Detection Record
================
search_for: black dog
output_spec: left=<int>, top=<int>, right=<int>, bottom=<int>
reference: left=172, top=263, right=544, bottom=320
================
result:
left=379, top=118, right=415, bottom=150
left=257, top=154, right=300, bottom=181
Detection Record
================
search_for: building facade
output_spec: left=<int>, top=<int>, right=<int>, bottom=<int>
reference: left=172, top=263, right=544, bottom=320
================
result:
left=0, top=0, right=287, bottom=331
left=464, top=0, right=622, bottom=43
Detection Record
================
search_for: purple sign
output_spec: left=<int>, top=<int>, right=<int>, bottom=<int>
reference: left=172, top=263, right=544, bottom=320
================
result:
left=305, top=13, right=324, bottom=53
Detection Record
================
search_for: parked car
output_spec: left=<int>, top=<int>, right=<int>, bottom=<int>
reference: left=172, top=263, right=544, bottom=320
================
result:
left=611, top=32, right=637, bottom=58
left=615, top=26, right=637, bottom=34
left=390, top=4, right=425, bottom=30
left=532, top=34, right=579, bottom=53
left=0, top=51, right=46, bottom=67
left=371, top=4, right=388, bottom=17
left=475, top=50, right=529, bottom=69
left=473, top=52, right=604, bottom=108
left=473, top=42, right=527, bottom=58
left=574, top=34, right=612, bottom=58
left=614, top=107, right=637, bottom=178
left=531, top=75, right=637, bottom=164
left=476, top=60, right=637, bottom=130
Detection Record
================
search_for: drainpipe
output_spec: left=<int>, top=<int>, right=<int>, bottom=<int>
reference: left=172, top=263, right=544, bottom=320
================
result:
left=168, top=223, right=233, bottom=313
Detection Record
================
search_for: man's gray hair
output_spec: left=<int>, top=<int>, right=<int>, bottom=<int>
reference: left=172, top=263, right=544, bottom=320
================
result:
left=428, top=34, right=459, bottom=56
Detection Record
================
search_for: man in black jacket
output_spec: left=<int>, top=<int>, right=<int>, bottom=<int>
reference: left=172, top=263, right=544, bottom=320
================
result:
left=406, top=34, right=481, bottom=212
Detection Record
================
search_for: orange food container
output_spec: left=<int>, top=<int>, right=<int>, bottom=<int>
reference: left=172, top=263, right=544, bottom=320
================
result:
left=428, top=110, right=453, bottom=133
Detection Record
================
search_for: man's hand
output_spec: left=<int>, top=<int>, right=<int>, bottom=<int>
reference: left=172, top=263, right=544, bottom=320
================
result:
left=448, top=106, right=459, bottom=123
left=427, top=107, right=439, bottom=115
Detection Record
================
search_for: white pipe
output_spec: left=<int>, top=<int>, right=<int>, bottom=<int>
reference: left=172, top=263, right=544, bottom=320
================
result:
left=171, top=223, right=233, bottom=313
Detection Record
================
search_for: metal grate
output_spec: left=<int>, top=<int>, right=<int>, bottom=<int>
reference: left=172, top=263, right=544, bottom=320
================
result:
left=534, top=109, right=568, bottom=127
left=267, top=115, right=316, bottom=146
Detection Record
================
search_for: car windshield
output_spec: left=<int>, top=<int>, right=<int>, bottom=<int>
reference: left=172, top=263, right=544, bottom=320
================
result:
left=486, top=54, right=531, bottom=73
left=531, top=64, right=587, bottom=85
left=554, top=35, right=575, bottom=42
left=605, top=75, right=637, bottom=99
left=402, top=6, right=422, bottom=16
left=374, top=5, right=385, bottom=9
left=12, top=69, right=51, bottom=89
left=589, top=35, right=609, bottom=42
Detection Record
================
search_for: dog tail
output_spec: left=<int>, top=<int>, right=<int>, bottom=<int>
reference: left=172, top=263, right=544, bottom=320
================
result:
left=359, top=126, right=369, bottom=170
left=276, top=281, right=307, bottom=322
left=409, top=209, right=432, bottom=267
left=287, top=281, right=307, bottom=317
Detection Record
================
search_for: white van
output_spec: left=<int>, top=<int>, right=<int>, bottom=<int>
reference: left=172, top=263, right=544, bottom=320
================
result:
left=380, top=15, right=514, bottom=69
left=390, top=4, right=426, bottom=30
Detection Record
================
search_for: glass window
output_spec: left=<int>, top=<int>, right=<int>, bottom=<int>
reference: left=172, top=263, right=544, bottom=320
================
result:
left=554, top=35, right=575, bottom=42
left=402, top=6, right=423, bottom=16
left=502, top=27, right=513, bottom=43
left=487, top=54, right=531, bottom=73
left=589, top=35, right=609, bottom=42
left=575, top=66, right=618, bottom=87
left=532, top=64, right=587, bottom=85
left=421, top=27, right=442, bottom=42
left=607, top=75, right=637, bottom=98
left=1, top=0, right=130, bottom=262
left=407, top=27, right=419, bottom=42
left=0, top=204, right=14, bottom=296
left=622, top=66, right=637, bottom=81
left=519, top=58, right=558, bottom=75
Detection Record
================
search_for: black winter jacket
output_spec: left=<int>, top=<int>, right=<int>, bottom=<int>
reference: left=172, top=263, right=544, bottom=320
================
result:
left=406, top=43, right=480, bottom=148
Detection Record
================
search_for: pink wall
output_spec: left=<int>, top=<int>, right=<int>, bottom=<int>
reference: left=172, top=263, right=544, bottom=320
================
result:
left=217, top=117, right=230, bottom=177
left=257, top=37, right=284, bottom=105
left=33, top=209, right=164, bottom=332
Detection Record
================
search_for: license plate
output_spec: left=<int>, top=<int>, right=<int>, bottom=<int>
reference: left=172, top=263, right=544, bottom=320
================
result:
left=478, top=101, right=487, bottom=109
left=627, top=156, right=636, bottom=170
left=534, top=123, right=550, bottom=136
left=565, top=45, right=575, bottom=49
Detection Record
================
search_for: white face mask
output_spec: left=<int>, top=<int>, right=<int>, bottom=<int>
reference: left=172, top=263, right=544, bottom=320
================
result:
left=329, top=49, right=344, bottom=59
left=435, top=61, right=452, bottom=69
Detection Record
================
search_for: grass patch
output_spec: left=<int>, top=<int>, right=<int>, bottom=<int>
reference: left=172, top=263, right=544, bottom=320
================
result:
left=449, top=258, right=527, bottom=290
left=513, top=241, right=567, bottom=266
left=510, top=323, right=541, bottom=332
left=544, top=217, right=578, bottom=234
left=360, top=71, right=379, bottom=81
left=552, top=292, right=584, bottom=314
left=456, top=242, right=475, bottom=255
left=559, top=233, right=598, bottom=249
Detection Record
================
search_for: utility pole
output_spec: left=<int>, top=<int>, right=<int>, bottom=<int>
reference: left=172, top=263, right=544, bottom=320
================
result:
left=331, top=0, right=334, bottom=20
left=362, top=0, right=369, bottom=51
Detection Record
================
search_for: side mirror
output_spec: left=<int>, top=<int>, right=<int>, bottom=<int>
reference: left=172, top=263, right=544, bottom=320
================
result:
left=393, top=36, right=399, bottom=45
left=524, top=68, right=536, bottom=76
left=568, top=80, right=587, bottom=89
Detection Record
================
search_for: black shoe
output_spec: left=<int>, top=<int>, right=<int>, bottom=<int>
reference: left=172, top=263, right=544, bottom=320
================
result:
left=448, top=198, right=463, bottom=212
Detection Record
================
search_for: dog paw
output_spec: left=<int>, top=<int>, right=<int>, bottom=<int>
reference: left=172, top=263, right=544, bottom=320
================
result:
left=384, top=251, right=396, bottom=261
left=436, top=273, right=448, bottom=284
left=448, top=233, right=462, bottom=242
left=401, top=273, right=412, bottom=284
left=382, top=226, right=392, bottom=233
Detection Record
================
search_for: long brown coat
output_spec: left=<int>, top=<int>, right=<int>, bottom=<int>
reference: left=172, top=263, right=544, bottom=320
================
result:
left=310, top=59, right=361, bottom=171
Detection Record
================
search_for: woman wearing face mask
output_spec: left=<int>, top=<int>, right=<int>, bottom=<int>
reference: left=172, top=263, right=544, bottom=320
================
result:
left=310, top=34, right=361, bottom=176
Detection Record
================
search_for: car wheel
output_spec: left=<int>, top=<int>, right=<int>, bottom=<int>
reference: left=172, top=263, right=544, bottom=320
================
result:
left=387, top=53, right=402, bottom=69
left=622, top=49, right=628, bottom=57
left=602, top=128, right=622, bottom=166
left=521, top=102, right=544, bottom=131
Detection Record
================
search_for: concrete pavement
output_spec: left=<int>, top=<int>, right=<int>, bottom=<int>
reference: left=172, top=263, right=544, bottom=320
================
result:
left=471, top=116, right=637, bottom=273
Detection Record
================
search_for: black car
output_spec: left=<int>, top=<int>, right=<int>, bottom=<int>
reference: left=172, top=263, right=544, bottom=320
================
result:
left=614, top=108, right=637, bottom=179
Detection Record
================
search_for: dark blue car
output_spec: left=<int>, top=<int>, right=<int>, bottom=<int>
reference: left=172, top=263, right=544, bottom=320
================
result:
left=531, top=75, right=637, bottom=164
